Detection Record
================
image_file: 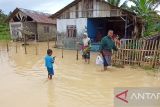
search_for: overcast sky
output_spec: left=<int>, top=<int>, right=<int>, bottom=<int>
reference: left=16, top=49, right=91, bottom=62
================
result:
left=0, top=0, right=74, bottom=14
left=0, top=0, right=160, bottom=14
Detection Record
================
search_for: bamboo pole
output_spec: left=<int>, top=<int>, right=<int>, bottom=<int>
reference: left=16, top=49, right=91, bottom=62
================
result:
left=24, top=34, right=27, bottom=54
left=131, top=40, right=134, bottom=65
left=62, top=45, right=64, bottom=59
left=146, top=40, right=151, bottom=63
left=47, top=34, right=49, bottom=49
left=152, top=40, right=159, bottom=68
left=134, top=40, right=137, bottom=64
left=35, top=43, right=38, bottom=55
left=131, top=40, right=134, bottom=64
left=124, top=39, right=127, bottom=64
left=135, top=40, right=138, bottom=64
left=138, top=40, right=141, bottom=65
left=62, top=39, right=64, bottom=59
left=120, top=40, right=124, bottom=65
left=16, top=42, right=18, bottom=53
left=76, top=42, right=79, bottom=60
left=128, top=40, right=131, bottom=65
left=6, top=42, right=9, bottom=52
left=150, top=40, right=155, bottom=66
left=140, top=40, right=146, bottom=66
left=76, top=49, right=79, bottom=60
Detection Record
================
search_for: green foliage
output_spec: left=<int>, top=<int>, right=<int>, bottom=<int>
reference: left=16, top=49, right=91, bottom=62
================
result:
left=106, top=0, right=129, bottom=8
left=0, top=9, right=11, bottom=40
left=129, top=0, right=160, bottom=37
left=106, top=0, right=160, bottom=37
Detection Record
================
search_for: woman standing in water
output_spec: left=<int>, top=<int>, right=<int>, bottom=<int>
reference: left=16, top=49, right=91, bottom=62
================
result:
left=99, top=30, right=118, bottom=71
left=81, top=33, right=91, bottom=64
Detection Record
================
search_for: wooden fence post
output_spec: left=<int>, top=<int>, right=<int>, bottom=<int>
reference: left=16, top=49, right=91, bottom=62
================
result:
left=16, top=42, right=17, bottom=53
left=62, top=45, right=64, bottom=59
left=6, top=42, right=9, bottom=52
left=24, top=34, right=27, bottom=54
left=140, top=40, right=146, bottom=66
left=35, top=43, right=38, bottom=55
left=152, top=40, right=159, bottom=68
left=76, top=49, right=79, bottom=60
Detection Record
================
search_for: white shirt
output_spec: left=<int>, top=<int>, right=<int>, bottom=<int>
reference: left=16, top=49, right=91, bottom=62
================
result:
left=83, top=37, right=90, bottom=46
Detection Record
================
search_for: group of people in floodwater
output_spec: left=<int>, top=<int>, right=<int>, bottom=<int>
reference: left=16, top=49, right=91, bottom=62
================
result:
left=45, top=30, right=120, bottom=80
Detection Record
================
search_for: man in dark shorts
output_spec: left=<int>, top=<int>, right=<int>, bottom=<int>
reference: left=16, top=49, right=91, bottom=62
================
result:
left=99, top=30, right=118, bottom=71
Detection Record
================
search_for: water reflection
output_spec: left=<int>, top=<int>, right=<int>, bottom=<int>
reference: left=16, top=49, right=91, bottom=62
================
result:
left=0, top=42, right=159, bottom=107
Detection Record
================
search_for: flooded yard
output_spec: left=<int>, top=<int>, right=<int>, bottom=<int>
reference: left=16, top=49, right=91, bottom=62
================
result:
left=0, top=42, right=159, bottom=107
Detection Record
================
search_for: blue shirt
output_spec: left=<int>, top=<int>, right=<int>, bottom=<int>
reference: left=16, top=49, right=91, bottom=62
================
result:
left=45, top=55, right=53, bottom=68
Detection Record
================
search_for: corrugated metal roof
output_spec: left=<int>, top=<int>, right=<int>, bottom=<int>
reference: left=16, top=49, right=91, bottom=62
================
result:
left=19, top=8, right=55, bottom=24
left=7, top=8, right=56, bottom=24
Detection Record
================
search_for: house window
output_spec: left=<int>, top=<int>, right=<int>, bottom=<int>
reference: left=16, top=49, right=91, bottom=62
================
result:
left=44, top=26, right=49, bottom=33
left=67, top=25, right=77, bottom=37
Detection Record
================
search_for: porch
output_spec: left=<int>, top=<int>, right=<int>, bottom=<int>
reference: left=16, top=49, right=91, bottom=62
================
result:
left=87, top=17, right=135, bottom=51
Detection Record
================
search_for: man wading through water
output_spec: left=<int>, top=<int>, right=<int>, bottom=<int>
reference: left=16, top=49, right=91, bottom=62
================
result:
left=99, top=30, right=118, bottom=71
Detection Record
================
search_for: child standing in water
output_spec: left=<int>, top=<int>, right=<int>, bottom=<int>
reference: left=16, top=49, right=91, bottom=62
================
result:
left=45, top=49, right=55, bottom=80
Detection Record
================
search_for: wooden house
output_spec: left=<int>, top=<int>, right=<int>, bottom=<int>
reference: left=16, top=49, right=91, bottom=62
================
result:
left=7, top=8, right=56, bottom=41
left=50, top=0, right=142, bottom=50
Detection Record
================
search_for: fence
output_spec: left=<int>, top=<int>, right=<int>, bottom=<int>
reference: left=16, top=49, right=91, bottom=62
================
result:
left=112, top=39, right=160, bottom=68
left=56, top=34, right=81, bottom=50
left=1, top=37, right=159, bottom=69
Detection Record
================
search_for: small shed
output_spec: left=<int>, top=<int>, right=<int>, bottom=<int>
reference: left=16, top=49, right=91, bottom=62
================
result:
left=7, top=8, right=56, bottom=41
left=50, top=0, right=142, bottom=50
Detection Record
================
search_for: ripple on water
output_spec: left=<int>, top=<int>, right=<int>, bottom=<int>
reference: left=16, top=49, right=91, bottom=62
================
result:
left=0, top=42, right=160, bottom=107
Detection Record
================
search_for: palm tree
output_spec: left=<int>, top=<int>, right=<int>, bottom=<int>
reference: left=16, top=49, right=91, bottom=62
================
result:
left=106, top=0, right=129, bottom=8
left=129, top=0, right=159, bottom=16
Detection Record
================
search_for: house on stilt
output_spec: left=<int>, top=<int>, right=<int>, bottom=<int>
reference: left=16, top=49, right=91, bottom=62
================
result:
left=7, top=8, right=56, bottom=41
left=50, top=0, right=142, bottom=50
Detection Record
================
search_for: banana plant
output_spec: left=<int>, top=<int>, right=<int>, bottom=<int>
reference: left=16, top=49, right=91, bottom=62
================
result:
left=129, top=0, right=160, bottom=36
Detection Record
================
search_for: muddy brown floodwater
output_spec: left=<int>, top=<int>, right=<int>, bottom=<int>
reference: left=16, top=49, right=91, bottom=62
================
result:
left=0, top=42, right=159, bottom=107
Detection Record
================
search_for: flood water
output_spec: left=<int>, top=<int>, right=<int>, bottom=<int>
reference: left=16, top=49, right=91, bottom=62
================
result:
left=0, top=41, right=159, bottom=107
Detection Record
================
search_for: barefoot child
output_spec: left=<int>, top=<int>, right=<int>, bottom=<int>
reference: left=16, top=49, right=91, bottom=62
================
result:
left=45, top=49, right=55, bottom=80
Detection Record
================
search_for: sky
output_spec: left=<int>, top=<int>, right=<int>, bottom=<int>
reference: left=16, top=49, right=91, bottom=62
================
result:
left=0, top=0, right=74, bottom=14
left=0, top=0, right=160, bottom=14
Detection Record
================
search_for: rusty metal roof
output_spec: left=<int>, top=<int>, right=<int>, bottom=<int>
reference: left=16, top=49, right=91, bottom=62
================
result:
left=7, top=8, right=56, bottom=24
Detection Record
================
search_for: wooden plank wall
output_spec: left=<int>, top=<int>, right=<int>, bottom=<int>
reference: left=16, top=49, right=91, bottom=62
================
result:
left=59, top=0, right=121, bottom=19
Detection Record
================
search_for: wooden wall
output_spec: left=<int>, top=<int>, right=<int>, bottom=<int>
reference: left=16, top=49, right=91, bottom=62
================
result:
left=37, top=23, right=56, bottom=41
left=58, top=0, right=121, bottom=19
left=22, top=22, right=37, bottom=35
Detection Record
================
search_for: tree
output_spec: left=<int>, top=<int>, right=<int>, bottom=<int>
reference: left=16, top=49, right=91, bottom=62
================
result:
left=129, top=0, right=159, bottom=15
left=129, top=0, right=160, bottom=36
left=0, top=9, right=10, bottom=40
left=0, top=9, right=7, bottom=23
left=106, top=0, right=129, bottom=8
